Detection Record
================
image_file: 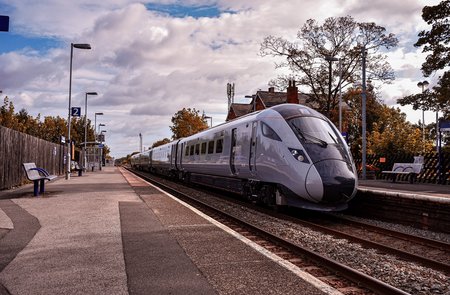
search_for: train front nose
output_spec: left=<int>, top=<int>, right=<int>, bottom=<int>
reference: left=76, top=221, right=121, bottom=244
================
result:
left=306, top=160, right=356, bottom=203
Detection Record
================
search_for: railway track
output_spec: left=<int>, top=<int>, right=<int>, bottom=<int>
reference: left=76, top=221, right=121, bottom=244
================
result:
left=127, top=168, right=415, bottom=295
left=298, top=213, right=450, bottom=274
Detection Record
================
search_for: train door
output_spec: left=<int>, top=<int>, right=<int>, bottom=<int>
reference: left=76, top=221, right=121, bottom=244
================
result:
left=230, top=128, right=237, bottom=175
left=172, top=143, right=178, bottom=170
left=249, top=121, right=257, bottom=174
left=177, top=141, right=182, bottom=170
left=149, top=150, right=153, bottom=170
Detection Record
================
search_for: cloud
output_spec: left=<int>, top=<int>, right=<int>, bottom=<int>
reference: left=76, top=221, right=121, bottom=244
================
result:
left=0, top=0, right=439, bottom=157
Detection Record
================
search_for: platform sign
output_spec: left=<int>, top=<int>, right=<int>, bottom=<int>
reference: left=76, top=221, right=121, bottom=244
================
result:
left=0, top=16, right=9, bottom=32
left=71, top=107, right=81, bottom=117
left=439, top=120, right=450, bottom=132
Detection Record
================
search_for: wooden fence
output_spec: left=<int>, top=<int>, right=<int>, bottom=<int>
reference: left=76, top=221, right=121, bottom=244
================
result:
left=354, top=151, right=450, bottom=185
left=0, top=126, right=67, bottom=190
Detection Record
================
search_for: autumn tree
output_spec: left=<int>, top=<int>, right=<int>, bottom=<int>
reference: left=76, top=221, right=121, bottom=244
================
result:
left=0, top=96, right=18, bottom=128
left=152, top=138, right=171, bottom=148
left=170, top=108, right=208, bottom=139
left=260, top=16, right=398, bottom=119
left=367, top=105, right=432, bottom=155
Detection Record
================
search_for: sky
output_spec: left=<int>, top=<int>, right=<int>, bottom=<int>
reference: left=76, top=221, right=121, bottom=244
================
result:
left=0, top=0, right=443, bottom=158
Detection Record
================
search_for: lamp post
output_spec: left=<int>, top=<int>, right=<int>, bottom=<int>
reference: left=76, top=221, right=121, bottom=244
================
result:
left=94, top=112, right=103, bottom=140
left=325, top=55, right=339, bottom=119
left=360, top=45, right=367, bottom=180
left=99, top=130, right=106, bottom=170
left=417, top=81, right=429, bottom=152
left=98, top=123, right=105, bottom=137
left=84, top=92, right=97, bottom=171
left=66, top=43, right=92, bottom=180
left=204, top=115, right=212, bottom=127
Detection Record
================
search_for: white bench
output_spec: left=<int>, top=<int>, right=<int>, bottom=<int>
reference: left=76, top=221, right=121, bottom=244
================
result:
left=381, top=163, right=423, bottom=183
left=22, top=163, right=58, bottom=196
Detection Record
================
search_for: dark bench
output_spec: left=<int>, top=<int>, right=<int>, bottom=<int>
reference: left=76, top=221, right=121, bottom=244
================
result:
left=72, top=161, right=83, bottom=176
left=381, top=163, right=423, bottom=183
left=22, top=163, right=58, bottom=196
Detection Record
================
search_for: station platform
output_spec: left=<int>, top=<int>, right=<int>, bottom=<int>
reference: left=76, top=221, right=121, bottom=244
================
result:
left=358, top=179, right=449, bottom=200
left=0, top=167, right=336, bottom=295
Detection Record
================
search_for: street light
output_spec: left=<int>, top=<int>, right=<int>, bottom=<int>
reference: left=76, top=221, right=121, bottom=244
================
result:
left=94, top=112, right=103, bottom=139
left=98, top=123, right=106, bottom=137
left=325, top=55, right=339, bottom=119
left=204, top=115, right=213, bottom=127
left=99, top=130, right=106, bottom=171
left=84, top=92, right=97, bottom=171
left=417, top=81, right=429, bottom=152
left=66, top=43, right=92, bottom=180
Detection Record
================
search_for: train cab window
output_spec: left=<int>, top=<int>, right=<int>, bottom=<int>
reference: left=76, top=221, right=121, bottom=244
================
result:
left=201, top=142, right=207, bottom=154
left=190, top=145, right=194, bottom=156
left=195, top=144, right=200, bottom=155
left=207, top=140, right=215, bottom=154
left=261, top=122, right=281, bottom=141
left=216, top=138, right=223, bottom=153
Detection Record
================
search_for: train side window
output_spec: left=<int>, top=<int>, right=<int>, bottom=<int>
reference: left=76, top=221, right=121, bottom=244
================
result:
left=201, top=142, right=207, bottom=154
left=216, top=138, right=223, bottom=153
left=185, top=145, right=189, bottom=156
left=195, top=144, right=200, bottom=155
left=207, top=140, right=215, bottom=154
left=261, top=122, right=281, bottom=141
left=190, top=145, right=194, bottom=156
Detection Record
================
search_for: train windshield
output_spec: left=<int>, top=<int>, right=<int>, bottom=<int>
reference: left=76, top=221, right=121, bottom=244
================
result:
left=287, top=116, right=349, bottom=163
left=287, top=117, right=342, bottom=146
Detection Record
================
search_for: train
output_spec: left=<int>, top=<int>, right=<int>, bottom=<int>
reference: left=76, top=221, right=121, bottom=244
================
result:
left=130, top=103, right=358, bottom=211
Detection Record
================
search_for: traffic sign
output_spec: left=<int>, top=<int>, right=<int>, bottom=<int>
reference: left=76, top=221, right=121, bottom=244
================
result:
left=71, top=107, right=81, bottom=117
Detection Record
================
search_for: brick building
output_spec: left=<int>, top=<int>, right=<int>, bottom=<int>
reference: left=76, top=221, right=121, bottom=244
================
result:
left=226, top=80, right=313, bottom=121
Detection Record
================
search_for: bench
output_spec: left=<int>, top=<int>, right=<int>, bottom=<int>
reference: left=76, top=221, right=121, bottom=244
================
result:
left=22, top=163, right=58, bottom=196
left=72, top=161, right=83, bottom=176
left=381, top=163, right=423, bottom=183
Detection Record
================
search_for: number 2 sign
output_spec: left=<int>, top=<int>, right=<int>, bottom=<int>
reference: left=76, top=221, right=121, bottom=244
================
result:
left=71, top=107, right=81, bottom=117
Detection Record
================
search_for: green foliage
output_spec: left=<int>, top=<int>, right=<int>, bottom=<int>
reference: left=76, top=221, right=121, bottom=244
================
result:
left=170, top=108, right=208, bottom=140
left=415, top=0, right=450, bottom=76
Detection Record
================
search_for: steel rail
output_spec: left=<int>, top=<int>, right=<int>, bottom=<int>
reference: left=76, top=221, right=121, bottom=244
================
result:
left=128, top=168, right=410, bottom=295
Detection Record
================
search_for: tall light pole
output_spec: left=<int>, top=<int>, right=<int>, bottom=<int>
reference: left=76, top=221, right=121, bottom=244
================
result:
left=98, top=123, right=106, bottom=136
left=417, top=81, right=429, bottom=153
left=325, top=55, right=339, bottom=118
left=94, top=112, right=103, bottom=140
left=84, top=92, right=97, bottom=171
left=360, top=45, right=367, bottom=180
left=66, top=43, right=92, bottom=180
left=99, top=130, right=106, bottom=170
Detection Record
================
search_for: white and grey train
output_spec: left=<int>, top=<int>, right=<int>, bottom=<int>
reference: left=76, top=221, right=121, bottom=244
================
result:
left=130, top=104, right=358, bottom=211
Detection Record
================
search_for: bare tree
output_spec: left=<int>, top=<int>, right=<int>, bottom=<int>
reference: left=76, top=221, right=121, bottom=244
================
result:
left=260, top=16, right=398, bottom=117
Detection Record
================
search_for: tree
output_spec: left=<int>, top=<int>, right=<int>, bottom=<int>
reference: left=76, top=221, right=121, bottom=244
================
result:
left=0, top=96, right=18, bottom=129
left=367, top=105, right=432, bottom=155
left=260, top=16, right=398, bottom=119
left=415, top=0, right=450, bottom=77
left=152, top=138, right=171, bottom=148
left=170, top=108, right=208, bottom=139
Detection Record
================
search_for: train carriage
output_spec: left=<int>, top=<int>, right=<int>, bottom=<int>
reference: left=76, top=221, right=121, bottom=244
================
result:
left=131, top=104, right=358, bottom=211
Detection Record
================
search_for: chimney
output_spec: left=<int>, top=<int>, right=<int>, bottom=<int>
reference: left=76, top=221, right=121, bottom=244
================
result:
left=268, top=86, right=275, bottom=93
left=286, top=80, right=299, bottom=104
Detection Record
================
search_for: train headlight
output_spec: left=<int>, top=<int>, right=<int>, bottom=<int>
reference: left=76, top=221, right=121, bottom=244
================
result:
left=288, top=148, right=309, bottom=163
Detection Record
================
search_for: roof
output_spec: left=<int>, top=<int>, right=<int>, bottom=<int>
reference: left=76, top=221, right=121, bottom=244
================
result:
left=230, top=103, right=253, bottom=117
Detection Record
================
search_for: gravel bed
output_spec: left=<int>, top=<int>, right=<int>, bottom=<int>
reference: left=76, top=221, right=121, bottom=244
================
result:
left=332, top=213, right=450, bottom=244
left=146, top=174, right=450, bottom=295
